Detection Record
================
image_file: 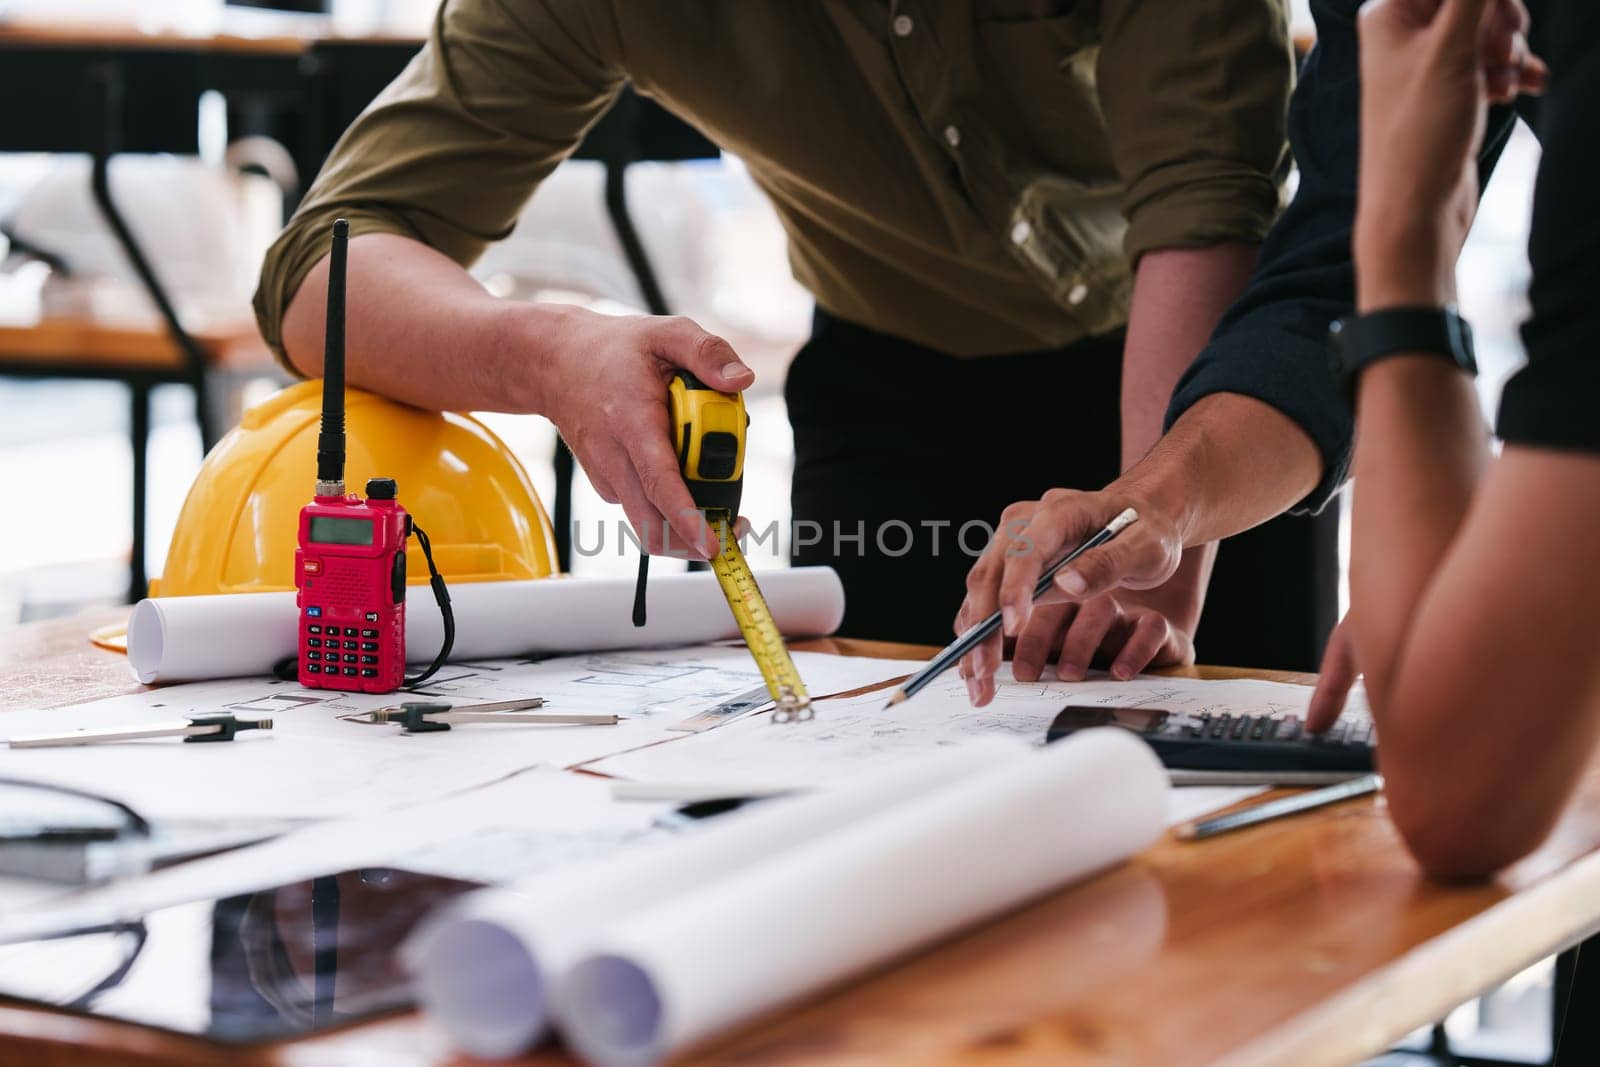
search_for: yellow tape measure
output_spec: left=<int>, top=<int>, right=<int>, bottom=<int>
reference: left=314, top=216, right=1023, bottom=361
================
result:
left=704, top=508, right=812, bottom=722
left=667, top=371, right=812, bottom=723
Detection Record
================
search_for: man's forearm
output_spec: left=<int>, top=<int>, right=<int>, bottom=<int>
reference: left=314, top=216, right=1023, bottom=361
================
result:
left=1118, top=244, right=1261, bottom=629
left=1345, top=363, right=1488, bottom=707
left=1121, top=392, right=1324, bottom=549
left=1343, top=182, right=1491, bottom=706
left=281, top=232, right=566, bottom=414
left=1120, top=244, right=1260, bottom=470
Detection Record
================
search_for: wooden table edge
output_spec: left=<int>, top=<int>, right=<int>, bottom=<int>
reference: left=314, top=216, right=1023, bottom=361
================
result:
left=1223, top=844, right=1600, bottom=1067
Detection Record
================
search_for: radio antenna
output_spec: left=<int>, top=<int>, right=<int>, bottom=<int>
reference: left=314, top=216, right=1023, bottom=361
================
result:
left=315, top=218, right=349, bottom=496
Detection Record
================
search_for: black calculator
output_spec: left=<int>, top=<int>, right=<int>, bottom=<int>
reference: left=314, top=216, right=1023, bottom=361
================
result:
left=1045, top=705, right=1376, bottom=773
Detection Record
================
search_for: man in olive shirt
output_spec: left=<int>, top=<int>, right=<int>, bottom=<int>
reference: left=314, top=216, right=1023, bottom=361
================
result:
left=256, top=1, right=1306, bottom=671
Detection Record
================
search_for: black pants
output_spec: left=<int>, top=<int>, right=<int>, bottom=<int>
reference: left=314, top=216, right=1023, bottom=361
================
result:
left=786, top=311, right=1340, bottom=671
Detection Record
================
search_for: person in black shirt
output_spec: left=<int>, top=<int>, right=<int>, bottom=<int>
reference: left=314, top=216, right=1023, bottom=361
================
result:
left=960, top=0, right=1598, bottom=880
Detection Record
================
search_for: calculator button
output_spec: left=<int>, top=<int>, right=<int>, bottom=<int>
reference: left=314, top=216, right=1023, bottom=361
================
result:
left=305, top=663, right=321, bottom=674
left=1352, top=722, right=1375, bottom=745
left=362, top=629, right=379, bottom=639
left=1185, top=715, right=1208, bottom=738
left=307, top=625, right=321, bottom=635
left=1249, top=717, right=1270, bottom=740
left=1230, top=716, right=1252, bottom=740
left=1280, top=716, right=1302, bottom=741
left=361, top=641, right=378, bottom=651
left=1263, top=717, right=1282, bottom=740
left=1208, top=714, right=1230, bottom=739
left=361, top=655, right=378, bottom=664
left=343, top=667, right=358, bottom=676
left=361, top=668, right=379, bottom=678
left=1326, top=723, right=1349, bottom=744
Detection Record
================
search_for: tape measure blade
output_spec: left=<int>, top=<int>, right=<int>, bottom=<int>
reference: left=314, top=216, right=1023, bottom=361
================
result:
left=706, top=512, right=810, bottom=705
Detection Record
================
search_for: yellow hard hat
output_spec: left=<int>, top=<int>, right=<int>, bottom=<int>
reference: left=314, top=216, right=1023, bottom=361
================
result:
left=151, top=381, right=557, bottom=598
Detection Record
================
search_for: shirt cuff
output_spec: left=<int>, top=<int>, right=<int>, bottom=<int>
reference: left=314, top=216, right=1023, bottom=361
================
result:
left=252, top=206, right=424, bottom=374
left=1164, top=328, right=1353, bottom=515
left=1122, top=161, right=1282, bottom=265
left=1497, top=356, right=1600, bottom=455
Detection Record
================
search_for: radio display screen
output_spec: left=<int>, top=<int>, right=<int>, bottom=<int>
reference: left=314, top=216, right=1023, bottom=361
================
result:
left=309, top=516, right=374, bottom=546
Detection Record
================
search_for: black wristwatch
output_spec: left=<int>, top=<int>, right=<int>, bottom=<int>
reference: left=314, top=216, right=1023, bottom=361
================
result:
left=1328, top=305, right=1477, bottom=407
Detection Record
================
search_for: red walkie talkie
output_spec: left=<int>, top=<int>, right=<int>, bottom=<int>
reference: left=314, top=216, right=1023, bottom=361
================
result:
left=293, top=219, right=451, bottom=693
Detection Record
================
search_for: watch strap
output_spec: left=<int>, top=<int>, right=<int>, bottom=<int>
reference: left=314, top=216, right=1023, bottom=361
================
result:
left=1330, top=305, right=1478, bottom=405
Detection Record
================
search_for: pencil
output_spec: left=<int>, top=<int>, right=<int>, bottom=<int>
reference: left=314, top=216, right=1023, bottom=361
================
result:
left=882, top=507, right=1139, bottom=708
left=1174, top=773, right=1382, bottom=841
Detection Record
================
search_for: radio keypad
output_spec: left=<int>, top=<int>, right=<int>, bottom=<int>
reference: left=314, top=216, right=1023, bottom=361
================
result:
left=300, top=599, right=398, bottom=686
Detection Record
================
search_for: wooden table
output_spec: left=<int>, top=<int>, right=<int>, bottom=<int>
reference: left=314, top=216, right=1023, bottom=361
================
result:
left=3, top=611, right=1599, bottom=1066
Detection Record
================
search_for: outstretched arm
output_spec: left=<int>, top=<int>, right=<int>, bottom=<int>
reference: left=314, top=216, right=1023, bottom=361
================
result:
left=257, top=0, right=754, bottom=559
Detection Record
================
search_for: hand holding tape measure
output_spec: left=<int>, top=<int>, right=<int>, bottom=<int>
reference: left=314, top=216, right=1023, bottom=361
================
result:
left=632, top=372, right=813, bottom=724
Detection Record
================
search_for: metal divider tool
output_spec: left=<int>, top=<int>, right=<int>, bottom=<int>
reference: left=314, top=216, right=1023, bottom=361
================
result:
left=633, top=371, right=813, bottom=724
left=340, top=698, right=618, bottom=733
left=7, top=714, right=273, bottom=749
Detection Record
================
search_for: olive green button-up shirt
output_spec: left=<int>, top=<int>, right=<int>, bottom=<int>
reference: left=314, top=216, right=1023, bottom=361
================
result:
left=256, top=0, right=1292, bottom=361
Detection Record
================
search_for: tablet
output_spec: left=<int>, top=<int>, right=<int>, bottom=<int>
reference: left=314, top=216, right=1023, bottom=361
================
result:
left=0, top=866, right=480, bottom=1043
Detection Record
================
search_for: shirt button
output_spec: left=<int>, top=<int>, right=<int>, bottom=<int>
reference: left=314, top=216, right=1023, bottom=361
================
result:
left=1068, top=282, right=1089, bottom=305
left=943, top=125, right=961, bottom=148
left=1010, top=220, right=1033, bottom=246
left=892, top=14, right=914, bottom=36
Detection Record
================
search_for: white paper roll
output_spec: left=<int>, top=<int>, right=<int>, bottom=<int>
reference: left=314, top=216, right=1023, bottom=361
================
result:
left=556, top=728, right=1167, bottom=1067
left=125, top=568, right=845, bottom=684
left=406, top=737, right=1029, bottom=1060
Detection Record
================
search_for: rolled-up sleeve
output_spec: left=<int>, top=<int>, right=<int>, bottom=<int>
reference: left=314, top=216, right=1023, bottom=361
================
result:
left=1094, top=0, right=1293, bottom=264
left=253, top=0, right=623, bottom=366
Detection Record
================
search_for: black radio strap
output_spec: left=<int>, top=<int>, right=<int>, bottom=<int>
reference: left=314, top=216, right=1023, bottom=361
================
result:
left=402, top=522, right=453, bottom=688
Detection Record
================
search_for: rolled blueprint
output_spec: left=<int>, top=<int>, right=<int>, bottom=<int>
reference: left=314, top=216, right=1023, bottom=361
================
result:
left=406, top=737, right=1029, bottom=1059
left=556, top=728, right=1167, bottom=1067
left=125, top=568, right=844, bottom=684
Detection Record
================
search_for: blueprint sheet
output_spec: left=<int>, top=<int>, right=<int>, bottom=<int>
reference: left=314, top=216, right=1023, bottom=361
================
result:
left=590, top=669, right=1370, bottom=826
left=0, top=769, right=676, bottom=945
left=0, top=648, right=912, bottom=821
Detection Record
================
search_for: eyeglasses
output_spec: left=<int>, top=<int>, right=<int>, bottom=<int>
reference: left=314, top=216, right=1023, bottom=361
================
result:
left=0, top=775, right=153, bottom=884
left=0, top=778, right=156, bottom=1009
